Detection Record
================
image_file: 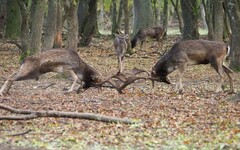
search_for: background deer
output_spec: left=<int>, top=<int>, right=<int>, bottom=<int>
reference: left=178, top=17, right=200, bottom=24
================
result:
left=131, top=26, right=166, bottom=50
left=114, top=33, right=128, bottom=73
left=0, top=49, right=102, bottom=96
left=151, top=40, right=234, bottom=93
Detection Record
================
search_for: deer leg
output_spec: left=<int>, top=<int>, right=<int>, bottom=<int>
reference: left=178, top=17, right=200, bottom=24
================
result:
left=176, top=63, right=186, bottom=93
left=121, top=56, right=125, bottom=73
left=0, top=80, right=13, bottom=96
left=211, top=58, right=225, bottom=92
left=0, top=73, right=18, bottom=96
left=118, top=56, right=122, bottom=73
left=67, top=70, right=79, bottom=93
left=223, top=64, right=234, bottom=93
left=140, top=41, right=144, bottom=51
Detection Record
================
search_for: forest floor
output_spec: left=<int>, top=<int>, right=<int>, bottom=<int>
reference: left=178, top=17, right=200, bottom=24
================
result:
left=0, top=35, right=239, bottom=150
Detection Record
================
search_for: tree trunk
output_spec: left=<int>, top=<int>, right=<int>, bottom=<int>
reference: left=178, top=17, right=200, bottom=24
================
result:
left=17, top=0, right=30, bottom=61
left=54, top=0, right=63, bottom=48
left=132, top=0, right=154, bottom=36
left=0, top=0, right=6, bottom=38
left=163, top=0, right=168, bottom=32
left=64, top=0, right=79, bottom=50
left=224, top=0, right=240, bottom=69
left=5, top=0, right=20, bottom=39
left=203, top=0, right=214, bottom=40
left=111, top=0, right=117, bottom=35
left=116, top=0, right=124, bottom=31
left=123, top=0, right=133, bottom=54
left=78, top=0, right=97, bottom=46
left=213, top=0, right=224, bottom=41
left=180, top=0, right=199, bottom=40
left=170, top=0, right=183, bottom=33
left=42, top=0, right=57, bottom=51
left=29, top=0, right=47, bottom=55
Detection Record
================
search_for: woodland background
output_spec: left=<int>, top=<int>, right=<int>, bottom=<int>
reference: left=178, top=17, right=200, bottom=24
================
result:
left=0, top=0, right=239, bottom=149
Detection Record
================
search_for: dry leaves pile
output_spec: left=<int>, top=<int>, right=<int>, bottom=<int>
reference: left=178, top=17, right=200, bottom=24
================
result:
left=0, top=36, right=239, bottom=149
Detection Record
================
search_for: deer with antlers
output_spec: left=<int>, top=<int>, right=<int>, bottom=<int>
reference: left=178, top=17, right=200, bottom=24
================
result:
left=131, top=26, right=166, bottom=50
left=114, top=33, right=128, bottom=73
left=151, top=40, right=234, bottom=93
left=0, top=49, right=102, bottom=96
left=0, top=48, right=155, bottom=95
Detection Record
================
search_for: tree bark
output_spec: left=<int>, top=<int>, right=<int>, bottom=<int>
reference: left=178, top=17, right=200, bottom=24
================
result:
left=78, top=0, right=98, bottom=46
left=123, top=0, right=133, bottom=54
left=0, top=0, right=6, bottom=37
left=17, top=0, right=30, bottom=61
left=180, top=0, right=199, bottom=40
left=29, top=0, right=47, bottom=55
left=170, top=0, right=183, bottom=33
left=54, top=0, right=63, bottom=48
left=224, top=0, right=240, bottom=69
left=203, top=0, right=214, bottom=40
left=42, top=0, right=57, bottom=51
left=213, top=0, right=224, bottom=41
left=132, top=0, right=154, bottom=36
left=163, top=0, right=168, bottom=32
left=64, top=0, right=79, bottom=50
left=5, top=0, right=20, bottom=39
left=111, top=0, right=117, bottom=35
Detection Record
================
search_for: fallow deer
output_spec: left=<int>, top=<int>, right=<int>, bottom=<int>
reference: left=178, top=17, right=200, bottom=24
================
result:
left=131, top=26, right=166, bottom=50
left=151, top=40, right=234, bottom=93
left=114, top=34, right=128, bottom=73
left=0, top=48, right=102, bottom=96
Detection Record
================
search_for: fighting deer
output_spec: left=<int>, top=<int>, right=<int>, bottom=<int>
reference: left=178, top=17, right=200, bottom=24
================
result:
left=131, top=26, right=166, bottom=50
left=0, top=49, right=102, bottom=96
left=151, top=40, right=234, bottom=93
left=114, top=33, right=128, bottom=73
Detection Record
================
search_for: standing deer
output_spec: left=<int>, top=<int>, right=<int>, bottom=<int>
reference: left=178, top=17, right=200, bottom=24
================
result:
left=151, top=40, right=234, bottom=93
left=114, top=34, right=128, bottom=73
left=131, top=26, right=166, bottom=50
left=0, top=49, right=102, bottom=96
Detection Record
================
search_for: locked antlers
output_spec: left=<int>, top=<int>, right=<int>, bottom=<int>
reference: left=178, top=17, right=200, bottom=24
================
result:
left=98, top=68, right=154, bottom=94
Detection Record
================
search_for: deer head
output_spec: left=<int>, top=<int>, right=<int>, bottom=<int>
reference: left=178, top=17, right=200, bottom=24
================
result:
left=151, top=40, right=234, bottom=93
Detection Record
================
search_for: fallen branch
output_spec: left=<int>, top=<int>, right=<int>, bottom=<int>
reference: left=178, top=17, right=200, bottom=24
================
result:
left=7, top=129, right=32, bottom=136
left=0, top=104, right=140, bottom=124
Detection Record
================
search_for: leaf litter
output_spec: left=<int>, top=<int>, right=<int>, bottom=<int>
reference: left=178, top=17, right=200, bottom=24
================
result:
left=0, top=36, right=239, bottom=149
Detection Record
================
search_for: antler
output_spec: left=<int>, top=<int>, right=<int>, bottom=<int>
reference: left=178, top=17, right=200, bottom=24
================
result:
left=98, top=68, right=155, bottom=94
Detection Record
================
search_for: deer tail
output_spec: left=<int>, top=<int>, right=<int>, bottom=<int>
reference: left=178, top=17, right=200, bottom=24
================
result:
left=226, top=46, right=231, bottom=57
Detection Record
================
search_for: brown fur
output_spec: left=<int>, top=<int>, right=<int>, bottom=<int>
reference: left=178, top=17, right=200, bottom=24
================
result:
left=0, top=49, right=102, bottom=95
left=131, top=26, right=166, bottom=49
left=151, top=40, right=234, bottom=93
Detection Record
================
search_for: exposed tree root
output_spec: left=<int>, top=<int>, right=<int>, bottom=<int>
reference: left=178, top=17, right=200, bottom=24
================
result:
left=0, top=104, right=141, bottom=124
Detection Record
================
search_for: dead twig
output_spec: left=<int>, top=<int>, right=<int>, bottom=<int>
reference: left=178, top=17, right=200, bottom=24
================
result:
left=0, top=104, right=141, bottom=124
left=7, top=129, right=32, bottom=137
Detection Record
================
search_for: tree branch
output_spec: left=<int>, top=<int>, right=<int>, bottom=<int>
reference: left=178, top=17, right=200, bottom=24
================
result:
left=0, top=104, right=140, bottom=124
